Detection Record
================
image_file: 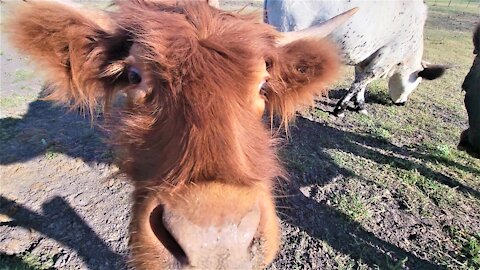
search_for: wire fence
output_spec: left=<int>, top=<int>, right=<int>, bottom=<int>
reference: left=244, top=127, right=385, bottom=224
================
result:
left=425, top=0, right=480, bottom=8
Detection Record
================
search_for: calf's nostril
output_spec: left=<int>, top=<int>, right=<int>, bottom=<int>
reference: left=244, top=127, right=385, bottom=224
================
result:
left=149, top=205, right=189, bottom=265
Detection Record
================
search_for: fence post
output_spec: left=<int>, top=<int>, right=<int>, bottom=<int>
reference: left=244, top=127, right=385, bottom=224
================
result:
left=448, top=0, right=452, bottom=6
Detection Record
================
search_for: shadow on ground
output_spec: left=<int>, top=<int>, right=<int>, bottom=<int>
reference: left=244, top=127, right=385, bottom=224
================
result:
left=2, top=98, right=478, bottom=269
left=0, top=99, right=112, bottom=165
left=276, top=116, right=479, bottom=269
left=0, top=196, right=126, bottom=269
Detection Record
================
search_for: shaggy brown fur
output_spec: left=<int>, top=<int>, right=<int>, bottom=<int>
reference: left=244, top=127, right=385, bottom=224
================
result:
left=8, top=0, right=340, bottom=268
left=266, top=39, right=340, bottom=127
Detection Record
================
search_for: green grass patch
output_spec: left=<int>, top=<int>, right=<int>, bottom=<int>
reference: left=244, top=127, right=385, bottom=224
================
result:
left=0, top=95, right=36, bottom=109
left=312, top=108, right=330, bottom=121
left=332, top=191, right=371, bottom=223
left=445, top=226, right=480, bottom=269
left=12, top=70, right=35, bottom=84
left=432, top=144, right=455, bottom=161
left=398, top=168, right=455, bottom=207
left=371, top=127, right=392, bottom=140
left=0, top=252, right=54, bottom=270
left=44, top=146, right=58, bottom=160
left=367, top=80, right=390, bottom=105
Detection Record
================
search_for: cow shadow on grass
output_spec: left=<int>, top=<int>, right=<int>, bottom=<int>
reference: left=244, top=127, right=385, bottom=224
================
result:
left=277, top=116, right=479, bottom=269
left=0, top=196, right=126, bottom=269
left=0, top=98, right=112, bottom=165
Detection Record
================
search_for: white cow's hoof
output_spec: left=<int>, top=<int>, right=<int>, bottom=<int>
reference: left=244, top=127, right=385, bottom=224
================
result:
left=335, top=112, right=345, bottom=118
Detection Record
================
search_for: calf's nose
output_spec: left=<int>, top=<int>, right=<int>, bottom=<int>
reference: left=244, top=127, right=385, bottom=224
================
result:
left=149, top=203, right=262, bottom=269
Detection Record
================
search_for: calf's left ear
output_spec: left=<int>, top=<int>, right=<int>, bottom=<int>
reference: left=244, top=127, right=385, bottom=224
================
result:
left=265, top=39, right=340, bottom=125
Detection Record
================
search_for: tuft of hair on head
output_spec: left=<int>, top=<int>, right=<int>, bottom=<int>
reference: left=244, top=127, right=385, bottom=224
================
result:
left=265, top=38, right=340, bottom=130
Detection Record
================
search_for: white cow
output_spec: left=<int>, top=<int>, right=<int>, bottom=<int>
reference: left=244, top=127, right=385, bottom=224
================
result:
left=265, top=0, right=447, bottom=116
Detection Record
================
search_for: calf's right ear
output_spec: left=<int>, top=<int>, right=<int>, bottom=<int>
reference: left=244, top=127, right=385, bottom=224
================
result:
left=7, top=1, right=121, bottom=114
left=265, top=38, right=340, bottom=127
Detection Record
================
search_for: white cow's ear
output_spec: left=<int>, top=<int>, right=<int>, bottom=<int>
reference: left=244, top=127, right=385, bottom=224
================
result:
left=418, top=65, right=448, bottom=80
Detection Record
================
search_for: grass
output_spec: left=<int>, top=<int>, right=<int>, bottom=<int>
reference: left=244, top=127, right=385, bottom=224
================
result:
left=12, top=70, right=35, bottom=84
left=0, top=253, right=54, bottom=270
left=0, top=95, right=36, bottom=110
left=445, top=227, right=480, bottom=269
left=276, top=2, right=480, bottom=268
left=332, top=192, right=371, bottom=223
left=386, top=257, right=409, bottom=270
left=398, top=168, right=456, bottom=207
left=44, top=147, right=58, bottom=160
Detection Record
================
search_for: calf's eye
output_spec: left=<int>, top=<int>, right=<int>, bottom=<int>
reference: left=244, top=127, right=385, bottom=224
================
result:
left=265, top=59, right=272, bottom=71
left=128, top=67, right=142, bottom=84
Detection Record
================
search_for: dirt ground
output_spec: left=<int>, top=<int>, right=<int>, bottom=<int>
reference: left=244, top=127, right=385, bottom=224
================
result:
left=1, top=1, right=479, bottom=269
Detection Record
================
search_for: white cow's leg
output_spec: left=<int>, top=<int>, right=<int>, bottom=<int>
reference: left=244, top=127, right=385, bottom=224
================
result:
left=354, top=85, right=368, bottom=115
left=333, top=46, right=393, bottom=117
left=353, top=66, right=368, bottom=114
left=333, top=73, right=374, bottom=117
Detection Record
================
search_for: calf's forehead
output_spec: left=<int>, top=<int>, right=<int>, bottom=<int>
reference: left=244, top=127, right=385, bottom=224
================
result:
left=114, top=6, right=276, bottom=76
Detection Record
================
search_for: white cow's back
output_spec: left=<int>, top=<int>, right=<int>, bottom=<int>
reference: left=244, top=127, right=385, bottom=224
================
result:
left=266, top=0, right=428, bottom=65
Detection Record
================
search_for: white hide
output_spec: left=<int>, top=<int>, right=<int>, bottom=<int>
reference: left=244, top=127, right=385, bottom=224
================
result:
left=265, top=0, right=429, bottom=103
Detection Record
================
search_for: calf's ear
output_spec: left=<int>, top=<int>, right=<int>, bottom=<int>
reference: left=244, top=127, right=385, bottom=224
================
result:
left=265, top=39, right=340, bottom=126
left=7, top=1, right=120, bottom=114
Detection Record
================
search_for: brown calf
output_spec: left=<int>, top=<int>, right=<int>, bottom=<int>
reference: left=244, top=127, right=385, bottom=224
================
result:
left=8, top=0, right=341, bottom=268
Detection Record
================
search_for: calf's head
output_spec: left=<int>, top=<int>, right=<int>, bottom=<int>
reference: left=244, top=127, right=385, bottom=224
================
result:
left=8, top=1, right=339, bottom=268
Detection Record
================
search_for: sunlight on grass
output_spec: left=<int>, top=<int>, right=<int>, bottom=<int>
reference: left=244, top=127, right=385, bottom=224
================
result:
left=332, top=192, right=371, bottom=223
left=398, top=168, right=456, bottom=207
left=12, top=70, right=35, bottom=84
left=0, top=95, right=36, bottom=110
